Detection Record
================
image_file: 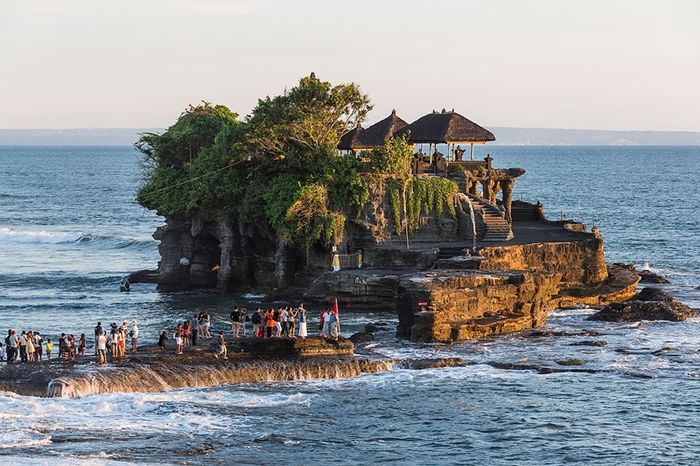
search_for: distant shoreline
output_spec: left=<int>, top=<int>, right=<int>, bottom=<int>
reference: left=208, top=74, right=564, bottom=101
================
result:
left=1, top=127, right=700, bottom=146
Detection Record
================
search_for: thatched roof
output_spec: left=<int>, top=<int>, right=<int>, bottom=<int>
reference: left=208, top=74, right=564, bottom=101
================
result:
left=338, top=125, right=372, bottom=150
left=396, top=110, right=495, bottom=144
left=361, top=109, right=408, bottom=146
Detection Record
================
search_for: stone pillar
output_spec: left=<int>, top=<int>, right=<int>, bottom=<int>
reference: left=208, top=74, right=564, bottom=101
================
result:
left=481, top=179, right=491, bottom=202
left=500, top=179, right=515, bottom=224
left=466, top=178, right=479, bottom=196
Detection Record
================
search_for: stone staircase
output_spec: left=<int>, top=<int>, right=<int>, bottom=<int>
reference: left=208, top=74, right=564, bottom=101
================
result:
left=465, top=194, right=513, bottom=242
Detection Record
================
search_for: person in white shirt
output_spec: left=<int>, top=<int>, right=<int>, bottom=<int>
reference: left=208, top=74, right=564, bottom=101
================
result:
left=280, top=308, right=289, bottom=336
left=131, top=320, right=139, bottom=353
left=96, top=330, right=107, bottom=364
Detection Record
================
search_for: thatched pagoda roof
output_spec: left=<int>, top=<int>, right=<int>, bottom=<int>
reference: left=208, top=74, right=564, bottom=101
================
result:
left=338, top=125, right=372, bottom=150
left=396, top=110, right=495, bottom=144
left=361, top=110, right=409, bottom=146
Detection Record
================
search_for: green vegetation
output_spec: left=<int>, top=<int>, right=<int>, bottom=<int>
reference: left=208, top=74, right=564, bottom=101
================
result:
left=386, top=177, right=458, bottom=238
left=136, top=73, right=458, bottom=254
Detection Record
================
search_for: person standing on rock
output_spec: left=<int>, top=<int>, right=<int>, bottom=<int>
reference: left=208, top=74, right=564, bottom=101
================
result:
left=230, top=307, right=241, bottom=337
left=288, top=307, right=296, bottom=338
left=94, top=322, right=103, bottom=354
left=328, top=299, right=341, bottom=341
left=96, top=330, right=107, bottom=364
left=251, top=308, right=262, bottom=337
left=18, top=331, right=28, bottom=363
left=297, top=307, right=307, bottom=339
left=280, top=307, right=289, bottom=337
left=45, top=338, right=53, bottom=360
left=204, top=312, right=212, bottom=339
left=190, top=313, right=199, bottom=347
left=26, top=331, right=36, bottom=362
left=318, top=309, right=325, bottom=337
left=131, top=320, right=139, bottom=353
left=34, top=332, right=43, bottom=360
left=239, top=308, right=248, bottom=337
left=174, top=326, right=183, bottom=355
left=265, top=309, right=276, bottom=338
left=215, top=330, right=228, bottom=360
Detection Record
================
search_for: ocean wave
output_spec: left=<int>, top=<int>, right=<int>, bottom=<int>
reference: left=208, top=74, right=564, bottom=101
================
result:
left=0, top=227, right=155, bottom=250
left=0, top=227, right=82, bottom=244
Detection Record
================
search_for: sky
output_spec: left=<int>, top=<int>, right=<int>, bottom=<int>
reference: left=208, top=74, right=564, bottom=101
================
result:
left=1, top=0, right=699, bottom=131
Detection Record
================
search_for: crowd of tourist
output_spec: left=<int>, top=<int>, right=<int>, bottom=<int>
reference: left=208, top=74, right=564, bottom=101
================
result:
left=1, top=302, right=342, bottom=365
left=2, top=320, right=139, bottom=365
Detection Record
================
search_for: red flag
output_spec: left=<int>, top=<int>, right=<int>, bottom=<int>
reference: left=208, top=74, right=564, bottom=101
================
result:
left=333, top=298, right=339, bottom=315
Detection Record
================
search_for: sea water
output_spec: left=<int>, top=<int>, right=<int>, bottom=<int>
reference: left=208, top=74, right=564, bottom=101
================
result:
left=0, top=145, right=698, bottom=464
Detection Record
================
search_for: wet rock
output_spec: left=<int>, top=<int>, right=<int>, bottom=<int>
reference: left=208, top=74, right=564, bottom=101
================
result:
left=637, top=287, right=674, bottom=302
left=529, top=330, right=601, bottom=337
left=557, top=358, right=584, bottom=366
left=349, top=332, right=375, bottom=344
left=638, top=270, right=670, bottom=284
left=590, top=292, right=694, bottom=322
left=488, top=361, right=597, bottom=374
left=613, top=263, right=669, bottom=284
left=570, top=340, right=607, bottom=347
left=403, top=358, right=469, bottom=370
left=364, top=322, right=392, bottom=333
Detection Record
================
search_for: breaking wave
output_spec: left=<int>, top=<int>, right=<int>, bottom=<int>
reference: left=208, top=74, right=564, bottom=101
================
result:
left=0, top=227, right=155, bottom=250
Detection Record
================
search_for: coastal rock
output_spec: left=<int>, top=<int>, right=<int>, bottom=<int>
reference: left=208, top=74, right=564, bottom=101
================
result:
left=636, top=287, right=674, bottom=302
left=529, top=330, right=601, bottom=338
left=397, top=269, right=561, bottom=342
left=613, top=263, right=670, bottom=284
left=349, top=332, right=375, bottom=344
left=229, top=336, right=354, bottom=357
left=590, top=289, right=694, bottom=322
left=570, top=340, right=607, bottom=347
left=364, top=322, right=393, bottom=333
left=403, top=358, right=469, bottom=370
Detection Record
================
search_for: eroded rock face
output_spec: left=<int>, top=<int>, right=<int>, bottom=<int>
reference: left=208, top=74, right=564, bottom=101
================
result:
left=476, top=230, right=608, bottom=288
left=590, top=287, right=694, bottom=322
left=304, top=269, right=403, bottom=309
left=396, top=270, right=561, bottom=342
left=155, top=215, right=327, bottom=292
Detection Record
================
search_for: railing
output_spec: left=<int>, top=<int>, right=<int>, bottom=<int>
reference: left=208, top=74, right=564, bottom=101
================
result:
left=332, top=251, right=363, bottom=270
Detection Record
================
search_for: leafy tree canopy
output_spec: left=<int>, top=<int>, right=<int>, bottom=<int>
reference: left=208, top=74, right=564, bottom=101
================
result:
left=136, top=74, right=421, bottom=254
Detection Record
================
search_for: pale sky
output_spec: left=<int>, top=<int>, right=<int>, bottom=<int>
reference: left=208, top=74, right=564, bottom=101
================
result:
left=1, top=0, right=699, bottom=131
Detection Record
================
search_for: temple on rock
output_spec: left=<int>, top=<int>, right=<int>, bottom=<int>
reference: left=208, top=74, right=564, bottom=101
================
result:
left=149, top=105, right=639, bottom=344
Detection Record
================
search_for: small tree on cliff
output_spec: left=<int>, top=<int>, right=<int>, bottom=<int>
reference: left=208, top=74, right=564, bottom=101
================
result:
left=245, top=73, right=372, bottom=173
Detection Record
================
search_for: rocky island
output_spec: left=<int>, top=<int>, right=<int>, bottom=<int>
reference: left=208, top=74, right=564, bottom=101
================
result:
left=136, top=73, right=640, bottom=344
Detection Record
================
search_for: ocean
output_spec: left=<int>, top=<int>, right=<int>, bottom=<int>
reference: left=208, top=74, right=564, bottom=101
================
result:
left=0, top=145, right=699, bottom=464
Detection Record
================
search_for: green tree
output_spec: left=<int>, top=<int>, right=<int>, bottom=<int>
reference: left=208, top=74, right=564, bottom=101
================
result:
left=245, top=73, right=372, bottom=171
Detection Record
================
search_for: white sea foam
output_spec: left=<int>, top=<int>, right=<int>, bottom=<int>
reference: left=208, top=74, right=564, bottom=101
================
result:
left=0, top=227, right=83, bottom=244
